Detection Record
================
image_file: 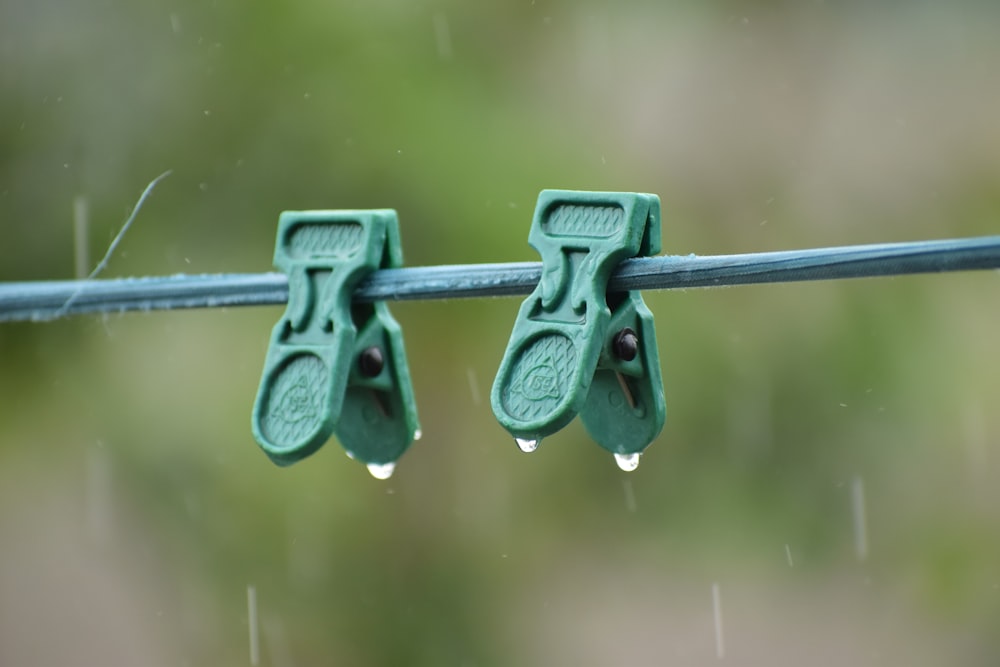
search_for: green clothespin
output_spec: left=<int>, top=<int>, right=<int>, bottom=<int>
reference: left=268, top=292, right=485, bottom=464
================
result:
left=251, top=210, right=420, bottom=478
left=491, top=190, right=665, bottom=470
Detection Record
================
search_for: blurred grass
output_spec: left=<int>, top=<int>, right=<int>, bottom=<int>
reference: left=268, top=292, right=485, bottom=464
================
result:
left=2, top=1, right=1000, bottom=665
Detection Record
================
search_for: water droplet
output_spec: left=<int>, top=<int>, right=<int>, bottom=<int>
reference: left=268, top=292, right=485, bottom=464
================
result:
left=413, top=429, right=422, bottom=441
left=614, top=452, right=640, bottom=472
left=367, top=461, right=395, bottom=480
left=622, top=479, right=637, bottom=512
left=247, top=585, right=260, bottom=666
left=851, top=475, right=868, bottom=561
left=515, top=437, right=538, bottom=453
left=712, top=582, right=725, bottom=659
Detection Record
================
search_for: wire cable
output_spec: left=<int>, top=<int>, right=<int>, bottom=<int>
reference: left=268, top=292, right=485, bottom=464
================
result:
left=0, top=235, right=997, bottom=322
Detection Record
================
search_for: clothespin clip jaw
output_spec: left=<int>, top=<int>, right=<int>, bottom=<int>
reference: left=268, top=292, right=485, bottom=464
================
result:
left=580, top=291, right=665, bottom=468
left=491, top=189, right=665, bottom=468
left=251, top=210, right=419, bottom=476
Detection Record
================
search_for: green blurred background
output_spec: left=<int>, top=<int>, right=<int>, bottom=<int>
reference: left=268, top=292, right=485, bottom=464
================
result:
left=2, top=1, right=1000, bottom=665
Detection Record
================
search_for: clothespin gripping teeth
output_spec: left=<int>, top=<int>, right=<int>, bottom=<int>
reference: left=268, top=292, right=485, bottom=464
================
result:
left=491, top=189, right=665, bottom=469
left=251, top=210, right=419, bottom=476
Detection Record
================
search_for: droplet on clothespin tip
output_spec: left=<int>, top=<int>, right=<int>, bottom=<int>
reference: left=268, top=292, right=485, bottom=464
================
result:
left=367, top=461, right=396, bottom=480
left=515, top=437, right=539, bottom=453
left=614, top=452, right=640, bottom=472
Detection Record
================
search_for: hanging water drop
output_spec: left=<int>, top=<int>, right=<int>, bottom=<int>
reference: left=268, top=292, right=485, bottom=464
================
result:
left=413, top=429, right=423, bottom=441
left=614, top=452, right=640, bottom=472
left=515, top=437, right=539, bottom=453
left=367, top=461, right=396, bottom=480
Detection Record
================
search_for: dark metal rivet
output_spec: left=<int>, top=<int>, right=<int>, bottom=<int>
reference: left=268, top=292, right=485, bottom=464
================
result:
left=613, top=328, right=639, bottom=362
left=359, top=346, right=385, bottom=377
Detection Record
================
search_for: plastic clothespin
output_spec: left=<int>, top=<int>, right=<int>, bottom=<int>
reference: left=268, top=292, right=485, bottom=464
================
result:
left=251, top=210, right=419, bottom=478
left=491, top=190, right=665, bottom=470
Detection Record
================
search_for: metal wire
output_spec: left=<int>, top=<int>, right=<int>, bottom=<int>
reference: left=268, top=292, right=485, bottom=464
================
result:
left=0, top=236, right=997, bottom=322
